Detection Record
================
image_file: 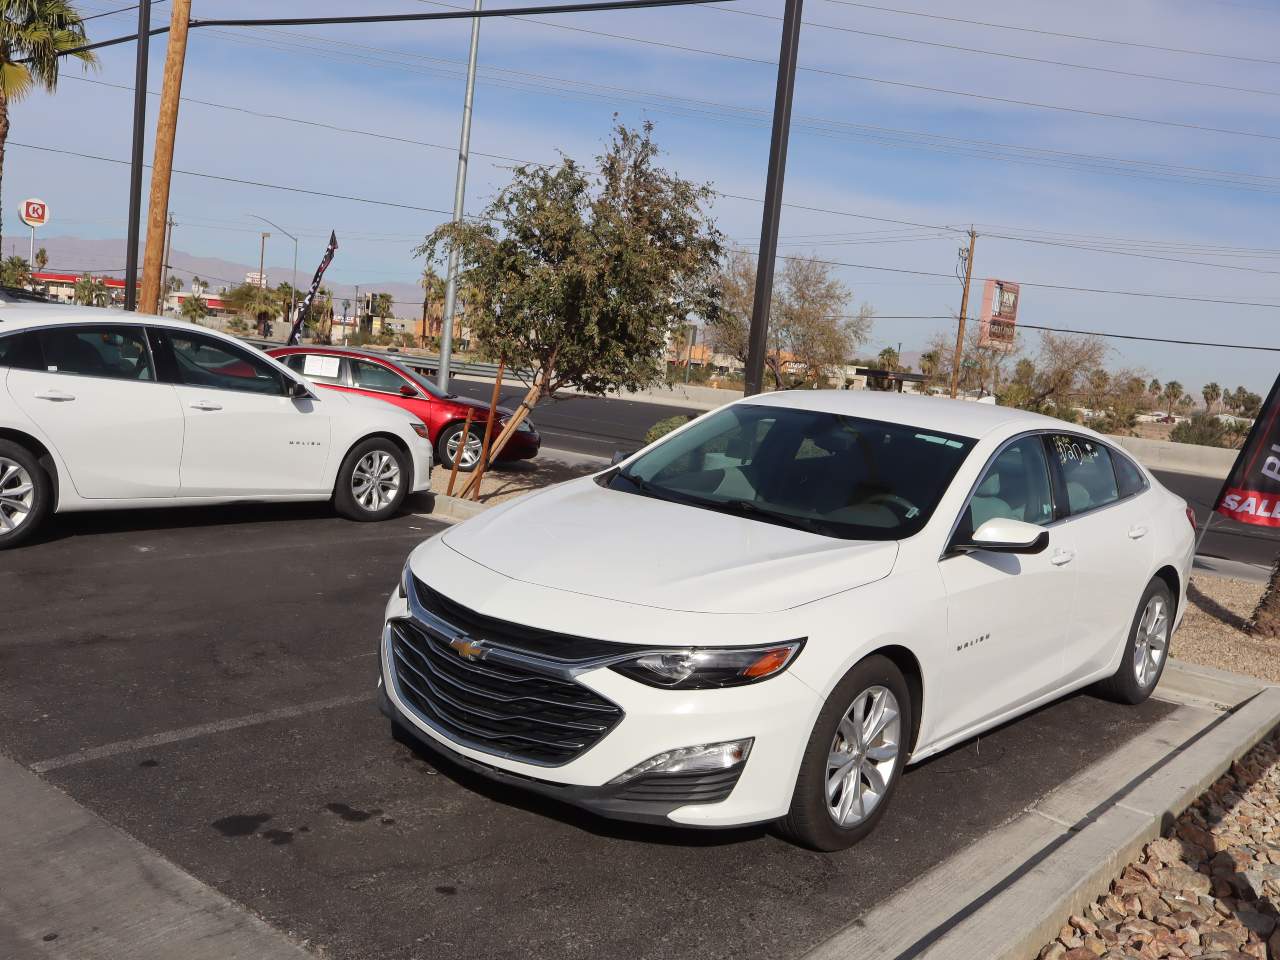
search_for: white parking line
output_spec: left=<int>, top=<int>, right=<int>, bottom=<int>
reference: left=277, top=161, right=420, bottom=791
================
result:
left=30, top=693, right=372, bottom=774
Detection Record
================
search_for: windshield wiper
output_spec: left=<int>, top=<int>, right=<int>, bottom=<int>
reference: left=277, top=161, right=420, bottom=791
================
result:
left=716, top=499, right=823, bottom=534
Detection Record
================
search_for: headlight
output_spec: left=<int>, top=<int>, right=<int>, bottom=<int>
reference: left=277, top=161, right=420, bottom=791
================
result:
left=410, top=420, right=430, bottom=440
left=398, top=562, right=412, bottom=600
left=610, top=640, right=804, bottom=690
left=608, top=739, right=753, bottom=784
left=500, top=415, right=535, bottom=434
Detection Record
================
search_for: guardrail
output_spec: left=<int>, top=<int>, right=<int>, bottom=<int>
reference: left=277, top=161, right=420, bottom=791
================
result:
left=240, top=336, right=513, bottom=380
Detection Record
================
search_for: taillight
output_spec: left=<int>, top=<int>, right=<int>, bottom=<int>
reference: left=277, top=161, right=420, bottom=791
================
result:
left=1185, top=506, right=1197, bottom=531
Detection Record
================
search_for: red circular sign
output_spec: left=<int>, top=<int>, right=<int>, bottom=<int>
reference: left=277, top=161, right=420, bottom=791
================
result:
left=20, top=199, right=48, bottom=228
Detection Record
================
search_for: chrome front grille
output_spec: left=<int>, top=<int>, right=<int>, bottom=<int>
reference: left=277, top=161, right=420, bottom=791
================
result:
left=388, top=617, right=624, bottom=766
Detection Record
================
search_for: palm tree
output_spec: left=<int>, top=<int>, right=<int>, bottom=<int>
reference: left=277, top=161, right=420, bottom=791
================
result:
left=1148, top=378, right=1161, bottom=399
left=1202, top=382, right=1221, bottom=415
left=1162, top=380, right=1183, bottom=418
left=0, top=253, right=28, bottom=286
left=33, top=245, right=46, bottom=271
left=0, top=2, right=95, bottom=240
left=420, top=266, right=445, bottom=346
left=180, top=289, right=207, bottom=324
left=72, top=273, right=108, bottom=306
left=226, top=281, right=278, bottom=335
left=372, top=291, right=394, bottom=334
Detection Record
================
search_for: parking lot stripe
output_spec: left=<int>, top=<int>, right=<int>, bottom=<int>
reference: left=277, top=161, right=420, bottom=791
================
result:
left=30, top=693, right=371, bottom=773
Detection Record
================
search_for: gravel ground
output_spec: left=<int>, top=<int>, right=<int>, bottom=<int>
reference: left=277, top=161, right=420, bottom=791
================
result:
left=430, top=454, right=600, bottom=506
left=1035, top=730, right=1280, bottom=960
left=1178, top=576, right=1280, bottom=684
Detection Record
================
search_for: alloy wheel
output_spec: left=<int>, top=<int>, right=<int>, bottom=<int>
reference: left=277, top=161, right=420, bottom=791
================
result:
left=0, top=457, right=35, bottom=534
left=1133, top=594, right=1169, bottom=688
left=446, top=429, right=482, bottom=468
left=826, top=685, right=901, bottom=827
left=351, top=450, right=401, bottom=512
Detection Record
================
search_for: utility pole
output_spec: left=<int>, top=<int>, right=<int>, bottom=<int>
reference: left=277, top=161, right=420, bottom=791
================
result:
left=949, top=228, right=977, bottom=400
left=139, top=0, right=192, bottom=315
left=158, top=213, right=175, bottom=313
left=258, top=232, right=269, bottom=288
left=123, top=0, right=152, bottom=311
left=684, top=325, right=697, bottom=384
left=437, top=0, right=482, bottom=393
left=743, top=0, right=804, bottom=397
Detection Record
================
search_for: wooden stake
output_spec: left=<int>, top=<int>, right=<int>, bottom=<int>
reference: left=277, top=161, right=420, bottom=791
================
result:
left=445, top=407, right=474, bottom=497
left=466, top=362, right=505, bottom=501
left=139, top=0, right=192, bottom=316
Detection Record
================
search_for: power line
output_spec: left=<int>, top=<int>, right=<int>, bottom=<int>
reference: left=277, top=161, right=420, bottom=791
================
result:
left=81, top=2, right=167, bottom=23
left=820, top=0, right=1280, bottom=67
left=709, top=4, right=1280, bottom=98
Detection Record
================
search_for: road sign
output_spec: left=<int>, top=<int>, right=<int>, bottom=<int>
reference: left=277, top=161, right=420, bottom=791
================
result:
left=19, top=199, right=48, bottom=228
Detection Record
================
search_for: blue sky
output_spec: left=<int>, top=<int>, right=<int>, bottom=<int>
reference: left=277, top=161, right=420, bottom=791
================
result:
left=8, top=0, right=1280, bottom=394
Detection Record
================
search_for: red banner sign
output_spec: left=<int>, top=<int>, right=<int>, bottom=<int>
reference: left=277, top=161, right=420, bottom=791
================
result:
left=1213, top=371, right=1280, bottom=527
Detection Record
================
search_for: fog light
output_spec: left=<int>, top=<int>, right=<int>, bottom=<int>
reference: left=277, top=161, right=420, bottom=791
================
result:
left=607, top=739, right=753, bottom=785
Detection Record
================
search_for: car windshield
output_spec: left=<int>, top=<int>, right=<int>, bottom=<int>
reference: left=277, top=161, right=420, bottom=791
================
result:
left=383, top=357, right=450, bottom=399
left=609, top=403, right=976, bottom=541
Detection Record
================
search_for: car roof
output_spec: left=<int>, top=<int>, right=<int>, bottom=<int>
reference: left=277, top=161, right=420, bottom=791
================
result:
left=0, top=300, right=220, bottom=334
left=738, top=389, right=1098, bottom=442
left=270, top=344, right=401, bottom=364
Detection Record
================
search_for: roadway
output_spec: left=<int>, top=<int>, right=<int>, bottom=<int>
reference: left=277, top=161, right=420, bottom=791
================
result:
left=449, top=379, right=1280, bottom=569
left=4, top=505, right=1175, bottom=960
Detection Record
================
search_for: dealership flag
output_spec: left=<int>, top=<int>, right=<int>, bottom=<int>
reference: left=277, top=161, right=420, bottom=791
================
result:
left=1213, top=371, right=1280, bottom=527
left=287, top=231, right=339, bottom=346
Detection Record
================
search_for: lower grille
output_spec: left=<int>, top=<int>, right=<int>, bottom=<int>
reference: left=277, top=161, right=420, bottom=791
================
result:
left=613, top=766, right=744, bottom=805
left=389, top=618, right=623, bottom=766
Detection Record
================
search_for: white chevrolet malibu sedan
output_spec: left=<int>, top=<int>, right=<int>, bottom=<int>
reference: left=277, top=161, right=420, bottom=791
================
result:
left=0, top=296, right=432, bottom=548
left=380, top=391, right=1195, bottom=850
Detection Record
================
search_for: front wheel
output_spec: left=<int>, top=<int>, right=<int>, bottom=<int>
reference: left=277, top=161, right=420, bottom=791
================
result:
left=1094, top=577, right=1172, bottom=704
left=333, top=438, right=410, bottom=521
left=779, top=655, right=911, bottom=851
left=436, top=421, right=483, bottom=472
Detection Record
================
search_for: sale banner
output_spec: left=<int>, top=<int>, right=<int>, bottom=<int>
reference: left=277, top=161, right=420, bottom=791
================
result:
left=288, top=231, right=339, bottom=346
left=1213, top=371, right=1280, bottom=527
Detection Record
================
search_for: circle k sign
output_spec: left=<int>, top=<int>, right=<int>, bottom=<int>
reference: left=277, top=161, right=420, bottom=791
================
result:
left=19, top=199, right=48, bottom=228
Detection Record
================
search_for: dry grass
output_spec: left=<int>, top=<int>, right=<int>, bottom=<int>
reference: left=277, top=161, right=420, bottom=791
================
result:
left=1178, top=575, right=1280, bottom=683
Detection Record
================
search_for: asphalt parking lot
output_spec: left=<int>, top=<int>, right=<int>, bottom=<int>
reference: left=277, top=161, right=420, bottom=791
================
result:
left=2, top=504, right=1176, bottom=960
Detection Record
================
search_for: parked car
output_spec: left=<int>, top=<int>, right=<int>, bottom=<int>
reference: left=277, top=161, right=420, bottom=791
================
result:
left=267, top=345, right=540, bottom=471
left=0, top=299, right=433, bottom=549
left=378, top=391, right=1195, bottom=850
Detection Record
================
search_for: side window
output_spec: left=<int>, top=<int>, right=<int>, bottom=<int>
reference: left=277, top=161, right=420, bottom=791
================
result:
left=0, top=331, right=42, bottom=370
left=154, top=329, right=285, bottom=395
left=351, top=359, right=408, bottom=394
left=1049, top=435, right=1120, bottom=515
left=287, top=353, right=344, bottom=385
left=37, top=325, right=154, bottom=381
left=1113, top=451, right=1149, bottom=499
left=961, top=436, right=1055, bottom=535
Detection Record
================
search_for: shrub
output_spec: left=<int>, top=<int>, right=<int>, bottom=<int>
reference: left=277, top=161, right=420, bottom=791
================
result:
left=1171, top=413, right=1235, bottom=449
left=645, top=414, right=692, bottom=445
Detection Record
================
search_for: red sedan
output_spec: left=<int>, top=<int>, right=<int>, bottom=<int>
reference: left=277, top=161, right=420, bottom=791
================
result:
left=268, top=346, right=540, bottom=471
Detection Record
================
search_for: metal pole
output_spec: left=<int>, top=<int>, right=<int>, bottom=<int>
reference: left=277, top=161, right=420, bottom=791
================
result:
left=248, top=215, right=296, bottom=325
left=159, top=213, right=174, bottom=311
left=124, top=0, right=152, bottom=311
left=949, top=228, right=977, bottom=400
left=437, top=0, right=482, bottom=393
left=28, top=226, right=34, bottom=268
left=743, top=0, right=803, bottom=397
left=684, top=325, right=696, bottom=384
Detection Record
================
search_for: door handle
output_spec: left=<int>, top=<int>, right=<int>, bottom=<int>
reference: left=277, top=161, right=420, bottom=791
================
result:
left=1050, top=549, right=1075, bottom=567
left=1128, top=526, right=1148, bottom=540
left=189, top=400, right=223, bottom=411
left=34, top=389, right=76, bottom=402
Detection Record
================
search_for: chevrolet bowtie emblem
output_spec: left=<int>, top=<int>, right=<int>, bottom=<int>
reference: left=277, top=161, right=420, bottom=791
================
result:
left=449, top=637, right=488, bottom=661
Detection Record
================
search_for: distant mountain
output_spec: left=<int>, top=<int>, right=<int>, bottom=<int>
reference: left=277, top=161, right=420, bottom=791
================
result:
left=1, top=234, right=425, bottom=318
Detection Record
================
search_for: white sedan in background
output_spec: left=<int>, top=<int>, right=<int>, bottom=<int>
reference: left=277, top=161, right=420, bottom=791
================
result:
left=0, top=296, right=432, bottom=548
left=380, top=391, right=1194, bottom=850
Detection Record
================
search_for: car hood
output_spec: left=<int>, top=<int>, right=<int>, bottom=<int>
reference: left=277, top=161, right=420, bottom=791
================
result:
left=449, top=396, right=519, bottom=421
left=440, top=477, right=898, bottom=614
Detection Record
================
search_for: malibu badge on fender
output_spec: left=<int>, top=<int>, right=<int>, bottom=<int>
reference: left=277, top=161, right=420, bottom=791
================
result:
left=1213, top=371, right=1280, bottom=527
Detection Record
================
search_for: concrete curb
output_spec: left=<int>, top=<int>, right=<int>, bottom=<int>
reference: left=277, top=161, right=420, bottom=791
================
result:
left=416, top=491, right=491, bottom=522
left=804, top=668, right=1280, bottom=960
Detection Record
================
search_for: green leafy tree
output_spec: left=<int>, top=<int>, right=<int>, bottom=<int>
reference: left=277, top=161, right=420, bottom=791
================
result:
left=226, top=281, right=279, bottom=335
left=72, top=272, right=108, bottom=306
left=0, top=2, right=95, bottom=239
left=0, top=253, right=28, bottom=286
left=1170, top=413, right=1232, bottom=448
left=1202, top=381, right=1221, bottom=414
left=180, top=289, right=208, bottom=324
left=416, top=121, right=722, bottom=474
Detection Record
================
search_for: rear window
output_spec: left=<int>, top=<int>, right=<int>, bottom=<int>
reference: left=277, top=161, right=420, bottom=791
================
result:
left=1049, top=435, right=1120, bottom=515
left=1113, top=451, right=1149, bottom=499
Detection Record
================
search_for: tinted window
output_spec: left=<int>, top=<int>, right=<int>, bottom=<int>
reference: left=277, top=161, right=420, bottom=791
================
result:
left=39, top=325, right=153, bottom=381
left=286, top=352, right=344, bottom=385
left=1113, top=451, right=1148, bottom=499
left=960, top=436, right=1054, bottom=537
left=611, top=403, right=975, bottom=541
left=351, top=359, right=408, bottom=394
left=0, top=331, right=41, bottom=370
left=1049, top=434, right=1119, bottom=515
left=155, top=329, right=284, bottom=395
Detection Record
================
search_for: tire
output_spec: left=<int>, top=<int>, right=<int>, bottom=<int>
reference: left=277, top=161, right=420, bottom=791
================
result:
left=779, top=655, right=912, bottom=851
left=435, top=421, right=483, bottom=472
left=333, top=437, right=410, bottom=522
left=0, top=440, right=52, bottom=550
left=1094, top=577, right=1173, bottom=705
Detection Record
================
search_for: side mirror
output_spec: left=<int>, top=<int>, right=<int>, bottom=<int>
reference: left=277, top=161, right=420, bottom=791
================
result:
left=289, top=380, right=312, bottom=400
left=954, top=517, right=1049, bottom=555
left=400, top=384, right=420, bottom=398
left=610, top=450, right=629, bottom=466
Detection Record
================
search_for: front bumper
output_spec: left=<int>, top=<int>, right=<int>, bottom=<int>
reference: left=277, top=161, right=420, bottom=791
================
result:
left=379, top=594, right=820, bottom=827
left=494, top=429, right=540, bottom=462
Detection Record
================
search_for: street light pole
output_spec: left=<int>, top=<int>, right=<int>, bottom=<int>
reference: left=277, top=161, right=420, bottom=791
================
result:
left=437, top=0, right=482, bottom=393
left=248, top=214, right=297, bottom=324
left=743, top=0, right=803, bottom=397
left=123, top=0, right=152, bottom=311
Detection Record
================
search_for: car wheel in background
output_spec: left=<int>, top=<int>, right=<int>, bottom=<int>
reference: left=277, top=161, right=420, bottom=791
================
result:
left=1094, top=577, right=1173, bottom=705
left=436, top=421, right=483, bottom=472
left=333, top=437, right=410, bottom=522
left=779, top=654, right=911, bottom=851
left=0, top=440, right=52, bottom=550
